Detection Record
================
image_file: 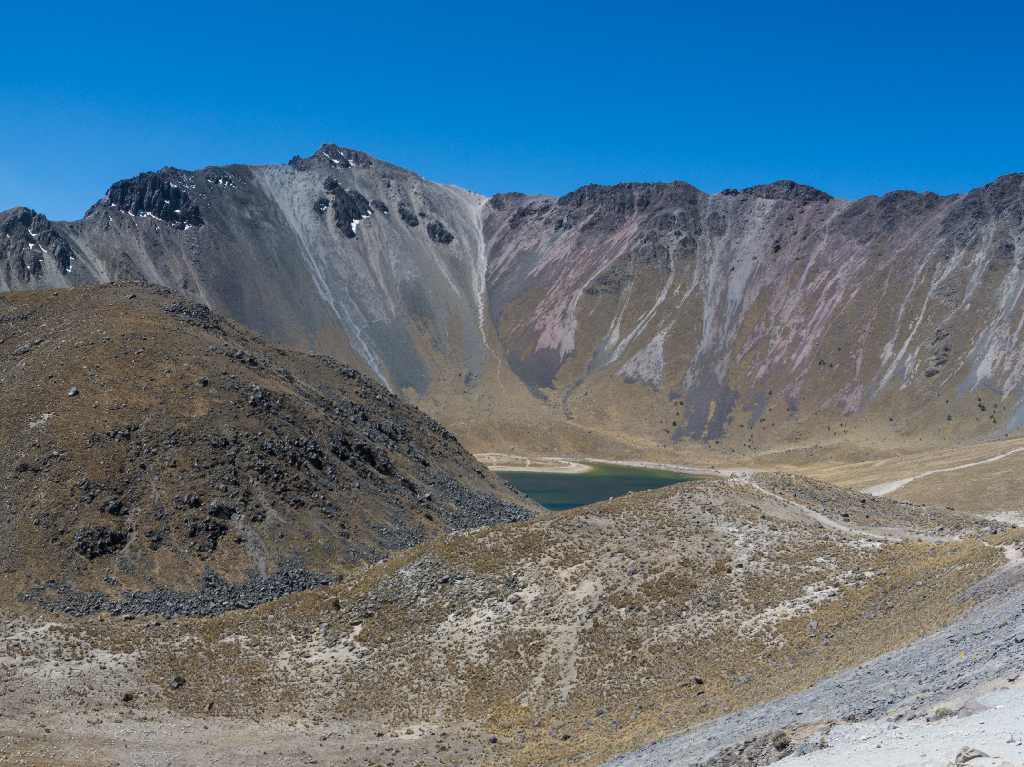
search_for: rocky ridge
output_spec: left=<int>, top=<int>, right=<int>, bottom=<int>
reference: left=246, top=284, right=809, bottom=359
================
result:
left=2, top=148, right=1023, bottom=458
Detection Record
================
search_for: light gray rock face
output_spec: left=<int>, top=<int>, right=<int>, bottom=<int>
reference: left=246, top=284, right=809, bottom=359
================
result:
left=6, top=145, right=490, bottom=397
left=3, top=146, right=1024, bottom=446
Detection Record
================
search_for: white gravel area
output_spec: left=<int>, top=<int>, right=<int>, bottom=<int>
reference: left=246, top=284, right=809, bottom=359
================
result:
left=784, top=686, right=1024, bottom=766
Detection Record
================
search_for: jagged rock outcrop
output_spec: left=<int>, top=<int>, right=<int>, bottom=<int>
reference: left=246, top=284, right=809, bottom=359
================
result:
left=0, top=207, right=78, bottom=287
left=92, top=170, right=204, bottom=230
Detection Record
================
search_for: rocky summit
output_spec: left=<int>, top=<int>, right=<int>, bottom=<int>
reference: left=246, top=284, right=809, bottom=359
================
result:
left=2, top=146, right=1023, bottom=458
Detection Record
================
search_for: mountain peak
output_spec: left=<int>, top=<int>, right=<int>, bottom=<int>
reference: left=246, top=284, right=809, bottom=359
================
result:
left=289, top=144, right=377, bottom=171
left=558, top=180, right=704, bottom=211
left=0, top=206, right=45, bottom=225
left=0, top=206, right=76, bottom=282
left=724, top=180, right=833, bottom=203
left=89, top=170, right=204, bottom=230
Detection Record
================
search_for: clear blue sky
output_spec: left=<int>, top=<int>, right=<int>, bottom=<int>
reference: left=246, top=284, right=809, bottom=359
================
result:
left=2, top=0, right=1022, bottom=220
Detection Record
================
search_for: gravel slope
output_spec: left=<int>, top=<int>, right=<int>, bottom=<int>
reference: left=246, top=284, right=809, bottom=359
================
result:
left=785, top=686, right=1024, bottom=767
left=603, top=558, right=1024, bottom=766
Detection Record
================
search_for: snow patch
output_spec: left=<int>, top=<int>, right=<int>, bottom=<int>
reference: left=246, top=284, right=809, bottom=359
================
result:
left=349, top=211, right=372, bottom=235
left=321, top=149, right=347, bottom=165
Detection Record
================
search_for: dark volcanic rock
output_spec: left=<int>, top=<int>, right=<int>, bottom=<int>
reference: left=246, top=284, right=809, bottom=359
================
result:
left=323, top=180, right=371, bottom=238
left=739, top=180, right=833, bottom=203
left=99, top=171, right=204, bottom=229
left=398, top=204, right=420, bottom=227
left=74, top=527, right=128, bottom=559
left=0, top=207, right=78, bottom=284
left=164, top=299, right=219, bottom=329
left=187, top=518, right=229, bottom=554
left=21, top=567, right=334, bottom=618
left=427, top=220, right=455, bottom=244
left=430, top=475, right=533, bottom=530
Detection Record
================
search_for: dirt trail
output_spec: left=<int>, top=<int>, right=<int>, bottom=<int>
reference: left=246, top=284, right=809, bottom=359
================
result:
left=863, top=447, right=1024, bottom=496
left=739, top=474, right=1018, bottom=565
left=735, top=473, right=898, bottom=541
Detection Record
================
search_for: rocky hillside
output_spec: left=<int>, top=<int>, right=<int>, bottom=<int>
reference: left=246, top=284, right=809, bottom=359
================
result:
left=0, top=284, right=533, bottom=603
left=3, top=147, right=1023, bottom=453
left=484, top=177, right=1024, bottom=452
left=1, top=474, right=1014, bottom=766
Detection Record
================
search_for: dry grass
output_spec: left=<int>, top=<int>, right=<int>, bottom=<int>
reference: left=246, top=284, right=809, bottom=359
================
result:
left=2, top=477, right=1011, bottom=766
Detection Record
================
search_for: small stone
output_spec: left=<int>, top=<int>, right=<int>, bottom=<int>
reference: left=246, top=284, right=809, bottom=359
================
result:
left=169, top=674, right=186, bottom=690
left=952, top=747, right=989, bottom=766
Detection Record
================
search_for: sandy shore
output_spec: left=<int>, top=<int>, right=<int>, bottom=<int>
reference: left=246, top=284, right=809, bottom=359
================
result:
left=475, top=453, right=732, bottom=477
left=474, top=453, right=594, bottom=474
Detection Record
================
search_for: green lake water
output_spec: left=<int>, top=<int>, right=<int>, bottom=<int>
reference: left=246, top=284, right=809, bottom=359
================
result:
left=497, top=463, right=696, bottom=511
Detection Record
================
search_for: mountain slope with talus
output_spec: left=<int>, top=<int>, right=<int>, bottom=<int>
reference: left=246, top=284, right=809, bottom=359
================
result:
left=1, top=146, right=492, bottom=399
left=483, top=177, right=1024, bottom=452
left=3, top=147, right=1023, bottom=456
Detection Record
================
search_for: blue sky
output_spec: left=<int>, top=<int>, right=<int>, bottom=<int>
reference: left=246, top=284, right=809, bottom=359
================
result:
left=2, top=0, right=1022, bottom=219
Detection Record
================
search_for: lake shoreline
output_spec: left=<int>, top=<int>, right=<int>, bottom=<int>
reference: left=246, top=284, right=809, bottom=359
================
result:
left=486, top=458, right=703, bottom=511
left=474, top=453, right=595, bottom=474
left=476, top=453, right=731, bottom=478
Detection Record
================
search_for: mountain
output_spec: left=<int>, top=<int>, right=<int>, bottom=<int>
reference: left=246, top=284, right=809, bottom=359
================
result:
left=3, top=146, right=1023, bottom=456
left=0, top=147, right=491, bottom=398
left=0, top=283, right=533, bottom=603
